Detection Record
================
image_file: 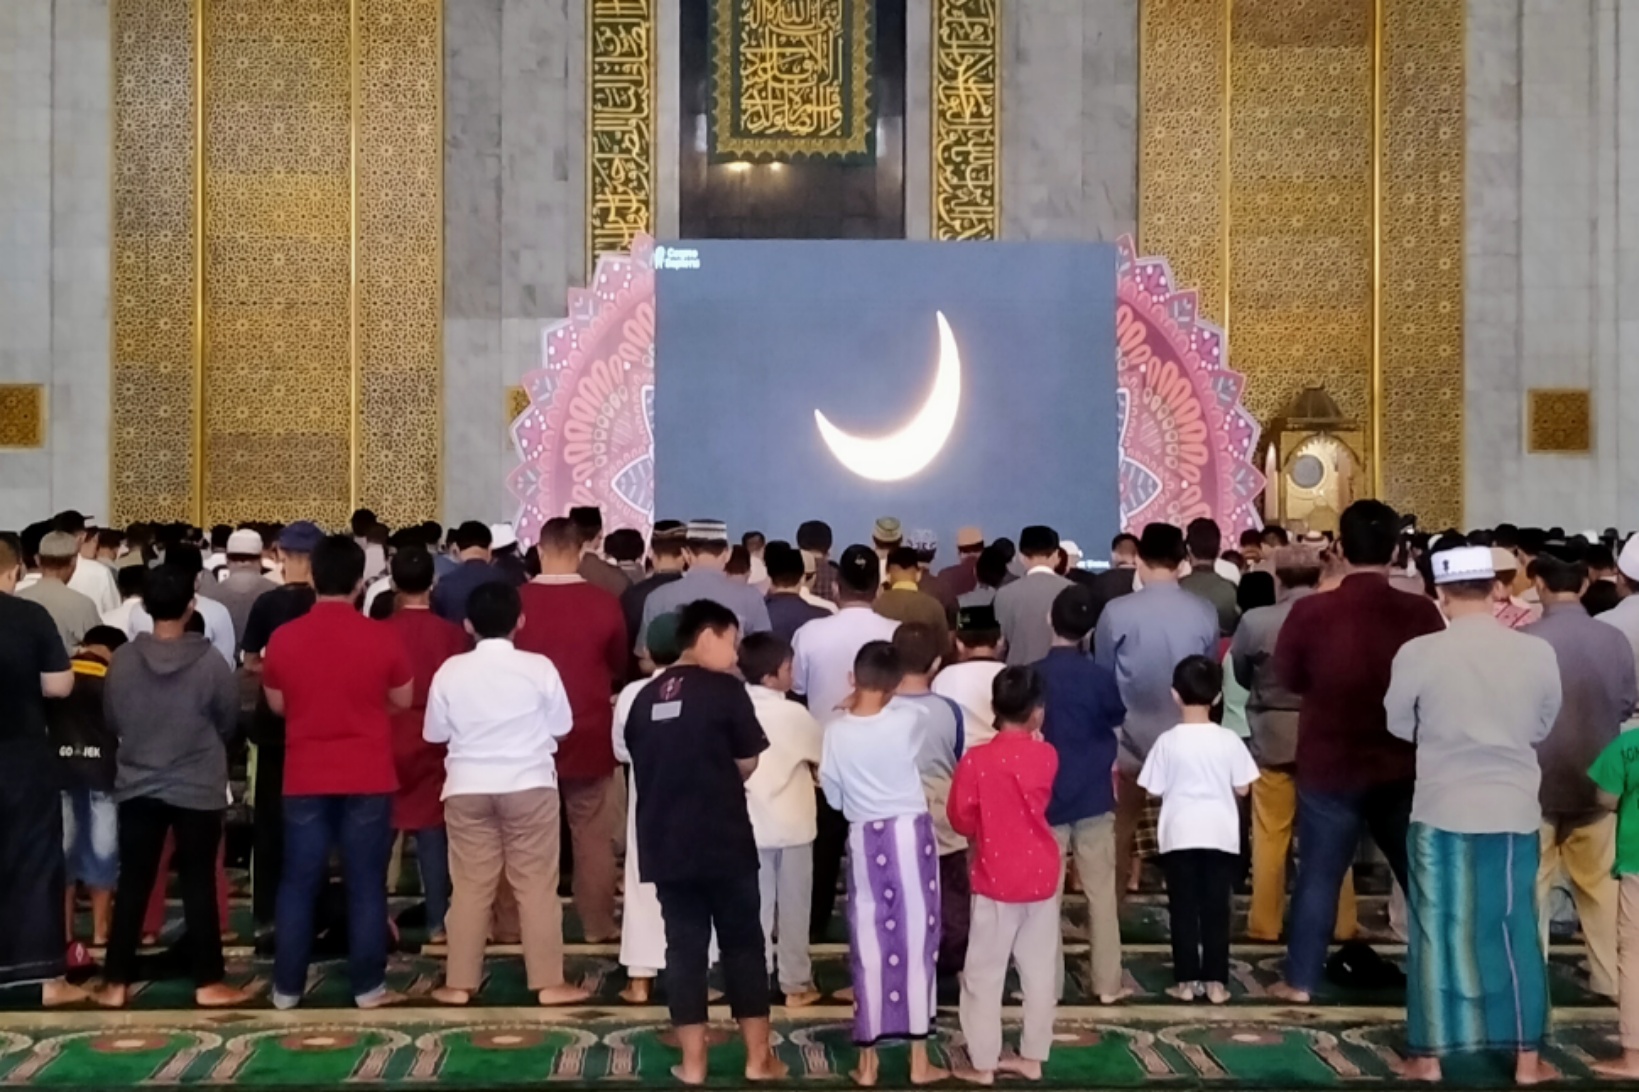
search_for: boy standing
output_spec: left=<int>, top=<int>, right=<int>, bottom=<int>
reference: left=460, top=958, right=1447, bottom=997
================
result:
left=948, top=666, right=1062, bottom=1085
left=739, top=632, right=825, bottom=1006
left=1590, top=726, right=1639, bottom=1077
left=1138, top=656, right=1258, bottom=1003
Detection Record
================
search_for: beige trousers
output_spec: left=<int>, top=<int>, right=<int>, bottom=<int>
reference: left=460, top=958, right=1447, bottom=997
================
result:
left=960, top=894, right=1061, bottom=1072
left=1248, top=768, right=1358, bottom=942
left=1538, top=814, right=1619, bottom=997
left=1618, top=875, right=1639, bottom=1048
left=444, top=787, right=564, bottom=992
left=1052, top=815, right=1123, bottom=998
left=561, top=775, right=621, bottom=942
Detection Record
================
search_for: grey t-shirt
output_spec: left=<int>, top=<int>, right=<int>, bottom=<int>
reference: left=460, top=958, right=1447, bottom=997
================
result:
left=19, top=578, right=101, bottom=654
left=1093, top=581, right=1219, bottom=771
left=636, top=567, right=772, bottom=652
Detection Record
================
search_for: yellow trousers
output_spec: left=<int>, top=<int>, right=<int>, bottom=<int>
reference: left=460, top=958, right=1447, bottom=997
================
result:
left=1539, top=815, right=1618, bottom=998
left=1248, top=768, right=1357, bottom=942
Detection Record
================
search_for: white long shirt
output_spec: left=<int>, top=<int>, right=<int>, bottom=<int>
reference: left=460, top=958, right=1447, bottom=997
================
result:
left=69, top=558, right=121, bottom=615
left=791, top=605, right=899, bottom=723
left=745, top=684, right=824, bottom=848
left=819, top=704, right=928, bottom=823
left=425, top=638, right=573, bottom=797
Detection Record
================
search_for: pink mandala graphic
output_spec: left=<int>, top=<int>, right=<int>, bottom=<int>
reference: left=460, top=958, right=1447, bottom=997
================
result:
left=507, top=235, right=656, bottom=546
left=509, top=234, right=1265, bottom=544
left=1115, top=235, right=1265, bottom=536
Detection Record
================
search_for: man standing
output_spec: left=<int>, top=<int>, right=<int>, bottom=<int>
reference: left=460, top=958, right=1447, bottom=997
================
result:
left=995, top=526, right=1074, bottom=666
left=515, top=517, right=628, bottom=944
left=1267, top=500, right=1444, bottom=1003
left=874, top=546, right=951, bottom=650
left=1179, top=518, right=1240, bottom=638
left=1600, top=535, right=1639, bottom=677
left=1093, top=523, right=1218, bottom=892
left=571, top=506, right=632, bottom=598
left=20, top=532, right=101, bottom=653
left=0, top=538, right=84, bottom=1006
left=621, top=521, right=686, bottom=665
left=636, top=520, right=770, bottom=651
left=126, top=545, right=236, bottom=667
left=262, top=535, right=413, bottom=1010
left=1525, top=546, right=1637, bottom=998
left=797, top=520, right=840, bottom=604
left=430, top=522, right=507, bottom=624
left=1384, top=545, right=1561, bottom=1084
left=764, top=541, right=831, bottom=642
left=198, top=528, right=276, bottom=649
left=936, top=527, right=985, bottom=600
left=1231, top=546, right=1358, bottom=942
left=53, top=511, right=120, bottom=616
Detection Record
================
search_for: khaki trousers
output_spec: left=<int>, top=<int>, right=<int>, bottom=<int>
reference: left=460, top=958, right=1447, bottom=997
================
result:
left=1618, top=875, right=1639, bottom=1048
left=562, top=775, right=621, bottom=942
left=1052, top=815, right=1123, bottom=998
left=1113, top=770, right=1144, bottom=894
left=444, top=787, right=565, bottom=992
left=959, top=894, right=1061, bottom=1072
left=1248, top=768, right=1357, bottom=942
left=1538, top=814, right=1619, bottom=997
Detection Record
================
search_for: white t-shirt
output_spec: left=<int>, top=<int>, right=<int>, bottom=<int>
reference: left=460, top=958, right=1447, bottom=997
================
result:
left=745, top=684, right=825, bottom=848
left=932, top=659, right=1005, bottom=749
left=818, top=705, right=928, bottom=823
left=424, top=638, right=573, bottom=797
left=68, top=558, right=121, bottom=616
left=790, top=605, right=899, bottom=723
left=1136, top=721, right=1259, bottom=854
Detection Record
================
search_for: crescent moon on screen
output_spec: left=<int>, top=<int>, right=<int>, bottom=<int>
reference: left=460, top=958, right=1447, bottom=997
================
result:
left=814, top=311, right=962, bottom=483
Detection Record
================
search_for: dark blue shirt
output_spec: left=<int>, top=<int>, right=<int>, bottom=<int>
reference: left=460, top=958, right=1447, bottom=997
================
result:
left=429, top=559, right=510, bottom=624
left=766, top=593, right=832, bottom=644
left=1034, top=646, right=1126, bottom=826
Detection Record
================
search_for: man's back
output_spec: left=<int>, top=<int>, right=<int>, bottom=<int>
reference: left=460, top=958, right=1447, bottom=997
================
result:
left=874, top=587, right=950, bottom=646
left=639, top=569, right=770, bottom=649
left=19, top=580, right=100, bottom=654
left=516, top=579, right=627, bottom=781
left=200, top=569, right=277, bottom=649
left=1093, top=582, right=1218, bottom=768
left=1525, top=602, right=1639, bottom=818
left=790, top=606, right=899, bottom=722
left=430, top=559, right=506, bottom=624
left=1034, top=647, right=1125, bottom=825
left=1180, top=568, right=1239, bottom=637
left=995, top=569, right=1073, bottom=665
left=766, top=592, right=831, bottom=643
left=1230, top=593, right=1311, bottom=766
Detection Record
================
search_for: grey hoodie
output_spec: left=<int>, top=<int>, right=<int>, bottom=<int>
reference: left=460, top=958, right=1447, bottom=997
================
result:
left=104, top=632, right=238, bottom=811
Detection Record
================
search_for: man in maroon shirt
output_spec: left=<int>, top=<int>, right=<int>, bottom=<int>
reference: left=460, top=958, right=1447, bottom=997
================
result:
left=515, top=517, right=628, bottom=943
left=1267, top=501, right=1443, bottom=1002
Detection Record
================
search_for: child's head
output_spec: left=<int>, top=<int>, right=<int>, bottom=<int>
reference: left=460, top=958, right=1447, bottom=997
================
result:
left=645, top=611, right=684, bottom=669
left=80, top=625, right=128, bottom=660
left=850, top=640, right=904, bottom=697
left=677, top=599, right=741, bottom=672
left=1171, top=654, right=1223, bottom=715
left=1050, top=584, right=1097, bottom=644
left=890, top=623, right=943, bottom=681
left=991, top=665, right=1045, bottom=733
left=738, top=631, right=794, bottom=690
left=466, top=581, right=522, bottom=641
left=954, top=604, right=1002, bottom=658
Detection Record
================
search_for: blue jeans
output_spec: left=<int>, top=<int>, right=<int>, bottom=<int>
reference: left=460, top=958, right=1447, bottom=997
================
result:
left=273, top=794, right=393, bottom=1007
left=408, top=826, right=450, bottom=936
left=1284, top=780, right=1413, bottom=993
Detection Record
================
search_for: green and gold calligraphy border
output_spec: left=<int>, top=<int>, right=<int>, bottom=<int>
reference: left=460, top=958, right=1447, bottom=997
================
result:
left=932, top=0, right=999, bottom=240
left=587, top=0, right=655, bottom=268
left=708, top=0, right=874, bottom=162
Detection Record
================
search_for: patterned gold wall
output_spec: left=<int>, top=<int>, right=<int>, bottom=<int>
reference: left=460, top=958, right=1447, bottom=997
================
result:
left=111, top=0, right=197, bottom=525
left=112, top=0, right=442, bottom=526
left=587, top=0, right=655, bottom=270
left=1139, top=0, right=1464, bottom=528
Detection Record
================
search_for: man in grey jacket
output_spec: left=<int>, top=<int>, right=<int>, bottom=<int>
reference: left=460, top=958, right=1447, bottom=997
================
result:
left=96, top=564, right=251, bottom=1009
left=994, top=525, right=1072, bottom=666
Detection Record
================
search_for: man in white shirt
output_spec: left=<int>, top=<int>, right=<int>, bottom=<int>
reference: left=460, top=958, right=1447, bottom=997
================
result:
left=933, top=605, right=1007, bottom=749
left=423, top=581, right=589, bottom=1008
left=739, top=632, right=824, bottom=1007
left=124, top=545, right=237, bottom=667
left=789, top=545, right=898, bottom=939
left=54, top=511, right=121, bottom=615
left=1600, top=535, right=1639, bottom=680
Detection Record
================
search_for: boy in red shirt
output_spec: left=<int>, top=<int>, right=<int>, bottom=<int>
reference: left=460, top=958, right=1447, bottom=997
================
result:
left=947, top=666, right=1061, bottom=1085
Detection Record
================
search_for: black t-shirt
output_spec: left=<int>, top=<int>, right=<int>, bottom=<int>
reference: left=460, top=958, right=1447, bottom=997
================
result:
left=0, top=594, right=71, bottom=766
left=47, top=655, right=117, bottom=790
left=241, top=583, right=316, bottom=747
left=625, top=665, right=768, bottom=884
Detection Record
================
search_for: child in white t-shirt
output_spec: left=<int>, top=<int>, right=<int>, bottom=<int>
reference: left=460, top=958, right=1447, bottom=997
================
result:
left=1137, top=654, right=1259, bottom=1004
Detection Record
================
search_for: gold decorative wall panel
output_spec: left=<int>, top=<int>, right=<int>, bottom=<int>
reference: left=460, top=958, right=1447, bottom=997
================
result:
left=709, top=0, right=873, bottom=161
left=1526, top=389, right=1592, bottom=455
left=202, top=0, right=353, bottom=527
left=588, top=0, right=655, bottom=268
left=0, top=385, right=46, bottom=449
left=357, top=0, right=442, bottom=526
left=1138, top=0, right=1226, bottom=320
left=111, top=0, right=197, bottom=523
left=1379, top=0, right=1464, bottom=526
left=931, top=0, right=999, bottom=240
left=505, top=385, right=530, bottom=427
left=1229, top=0, right=1374, bottom=429
left=1138, top=0, right=1464, bottom=526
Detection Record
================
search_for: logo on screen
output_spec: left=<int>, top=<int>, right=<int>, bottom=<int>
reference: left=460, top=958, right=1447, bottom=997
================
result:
left=653, top=246, right=701, bottom=272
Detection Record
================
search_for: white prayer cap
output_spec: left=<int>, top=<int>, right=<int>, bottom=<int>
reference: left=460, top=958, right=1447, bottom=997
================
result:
left=226, top=528, right=264, bottom=555
left=1489, top=546, right=1519, bottom=575
left=1619, top=536, right=1639, bottom=582
left=1431, top=545, right=1494, bottom=585
left=489, top=522, right=518, bottom=551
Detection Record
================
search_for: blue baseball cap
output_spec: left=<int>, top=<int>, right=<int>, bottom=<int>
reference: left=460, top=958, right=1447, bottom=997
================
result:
left=277, top=520, right=324, bottom=553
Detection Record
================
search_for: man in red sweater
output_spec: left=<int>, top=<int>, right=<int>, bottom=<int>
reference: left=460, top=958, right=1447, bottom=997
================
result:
left=515, top=517, right=628, bottom=942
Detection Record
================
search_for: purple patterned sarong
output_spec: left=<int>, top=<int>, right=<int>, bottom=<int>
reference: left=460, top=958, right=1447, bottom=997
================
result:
left=845, top=812, right=940, bottom=1045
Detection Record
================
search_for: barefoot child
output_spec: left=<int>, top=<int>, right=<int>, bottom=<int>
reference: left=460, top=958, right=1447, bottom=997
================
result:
left=739, top=632, right=825, bottom=1007
left=1587, top=723, right=1639, bottom=1078
left=819, top=641, right=948, bottom=1086
left=947, top=666, right=1062, bottom=1085
left=1137, top=655, right=1257, bottom=1004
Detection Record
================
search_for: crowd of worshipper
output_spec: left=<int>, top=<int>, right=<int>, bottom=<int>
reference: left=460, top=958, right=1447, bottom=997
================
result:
left=7, top=500, right=1639, bottom=1085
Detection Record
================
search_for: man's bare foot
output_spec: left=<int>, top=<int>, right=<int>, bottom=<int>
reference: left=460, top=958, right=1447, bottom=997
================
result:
left=953, top=1067, right=995, bottom=1085
left=94, top=983, right=128, bottom=1009
left=1391, top=1056, right=1441, bottom=1082
left=1592, top=1051, right=1639, bottom=1079
left=1164, top=983, right=1197, bottom=1002
left=43, top=978, right=89, bottom=1007
left=745, top=1051, right=789, bottom=1081
left=909, top=1045, right=949, bottom=1086
left=834, top=985, right=855, bottom=1003
left=619, top=978, right=653, bottom=1004
left=784, top=988, right=823, bottom=1008
left=428, top=931, right=447, bottom=945
left=998, top=1055, right=1044, bottom=1080
left=852, top=1047, right=880, bottom=1087
left=1516, top=1053, right=1558, bottom=1086
left=430, top=986, right=471, bottom=1005
left=671, top=1063, right=707, bottom=1086
left=1266, top=982, right=1312, bottom=1004
left=1204, top=982, right=1231, bottom=1005
left=537, top=983, right=591, bottom=1006
left=357, top=989, right=407, bottom=1010
left=196, top=983, right=255, bottom=1007
left=585, top=932, right=621, bottom=945
left=1097, top=987, right=1135, bottom=1005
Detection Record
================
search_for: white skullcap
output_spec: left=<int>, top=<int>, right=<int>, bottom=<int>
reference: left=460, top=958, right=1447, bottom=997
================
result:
left=1431, top=545, right=1494, bottom=585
